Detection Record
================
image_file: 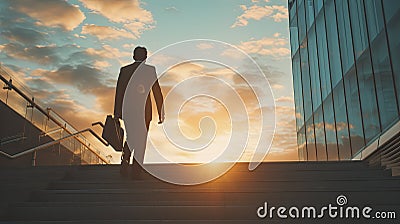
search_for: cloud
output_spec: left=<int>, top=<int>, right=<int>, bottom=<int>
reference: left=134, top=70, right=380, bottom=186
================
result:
left=236, top=37, right=290, bottom=57
left=231, top=4, right=288, bottom=28
left=0, top=43, right=61, bottom=65
left=93, top=60, right=111, bottom=69
left=85, top=44, right=131, bottom=62
left=79, top=0, right=154, bottom=38
left=33, top=65, right=105, bottom=91
left=275, top=96, right=294, bottom=103
left=272, top=84, right=285, bottom=90
left=79, top=0, right=153, bottom=23
left=1, top=26, right=46, bottom=44
left=30, top=64, right=116, bottom=114
left=196, top=43, right=214, bottom=50
left=123, top=22, right=155, bottom=37
left=9, top=0, right=85, bottom=31
left=165, top=6, right=179, bottom=12
left=82, top=24, right=135, bottom=40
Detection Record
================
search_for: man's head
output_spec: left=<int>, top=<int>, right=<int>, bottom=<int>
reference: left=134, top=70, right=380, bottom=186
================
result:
left=133, top=46, right=147, bottom=61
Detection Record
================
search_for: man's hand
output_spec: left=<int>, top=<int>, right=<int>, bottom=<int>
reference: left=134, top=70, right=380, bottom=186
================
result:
left=114, top=113, right=122, bottom=120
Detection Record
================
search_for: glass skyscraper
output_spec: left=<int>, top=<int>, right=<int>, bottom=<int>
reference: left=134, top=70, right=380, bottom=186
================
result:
left=289, top=0, right=400, bottom=161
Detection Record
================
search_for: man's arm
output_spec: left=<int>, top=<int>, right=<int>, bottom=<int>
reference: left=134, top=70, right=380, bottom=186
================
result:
left=151, top=68, right=164, bottom=123
left=113, top=68, right=123, bottom=119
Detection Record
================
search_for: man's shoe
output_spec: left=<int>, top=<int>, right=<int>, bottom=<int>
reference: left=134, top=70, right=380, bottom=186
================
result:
left=120, top=147, right=131, bottom=177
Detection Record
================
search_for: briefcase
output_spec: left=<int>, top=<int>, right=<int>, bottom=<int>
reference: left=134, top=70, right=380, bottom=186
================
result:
left=102, top=115, right=124, bottom=152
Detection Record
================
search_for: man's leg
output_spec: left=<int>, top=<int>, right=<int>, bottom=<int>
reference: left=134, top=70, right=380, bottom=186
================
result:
left=120, top=142, right=131, bottom=176
left=131, top=122, right=150, bottom=179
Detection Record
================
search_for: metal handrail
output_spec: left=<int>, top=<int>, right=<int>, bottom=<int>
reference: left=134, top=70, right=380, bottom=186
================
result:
left=0, top=127, right=109, bottom=162
left=40, top=127, right=64, bottom=137
left=0, top=134, right=27, bottom=146
left=0, top=65, right=110, bottom=163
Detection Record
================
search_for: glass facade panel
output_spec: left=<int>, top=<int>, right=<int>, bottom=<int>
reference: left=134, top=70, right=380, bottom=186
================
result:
left=314, top=0, right=324, bottom=16
left=314, top=107, right=327, bottom=160
left=306, top=117, right=317, bottom=161
left=292, top=52, right=304, bottom=131
left=290, top=0, right=400, bottom=161
left=315, top=9, right=331, bottom=99
left=323, top=94, right=338, bottom=160
left=383, top=0, right=400, bottom=113
left=298, top=0, right=307, bottom=43
left=344, top=67, right=365, bottom=155
left=365, top=1, right=398, bottom=129
left=298, top=126, right=307, bottom=161
left=336, top=0, right=354, bottom=74
left=348, top=0, right=369, bottom=59
left=306, top=0, right=315, bottom=30
left=300, top=39, right=313, bottom=121
left=308, top=25, right=322, bottom=110
left=364, top=0, right=385, bottom=42
left=357, top=50, right=380, bottom=144
left=369, top=32, right=398, bottom=129
left=325, top=0, right=342, bottom=88
left=290, top=18, right=300, bottom=57
left=332, top=82, right=352, bottom=160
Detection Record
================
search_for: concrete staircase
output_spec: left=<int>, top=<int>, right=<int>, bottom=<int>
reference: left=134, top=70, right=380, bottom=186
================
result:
left=0, top=162, right=399, bottom=223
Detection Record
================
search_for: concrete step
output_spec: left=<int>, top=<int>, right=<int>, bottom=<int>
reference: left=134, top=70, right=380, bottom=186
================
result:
left=77, top=161, right=372, bottom=171
left=63, top=170, right=393, bottom=182
left=1, top=163, right=399, bottom=223
left=28, top=190, right=400, bottom=204
left=46, top=179, right=400, bottom=191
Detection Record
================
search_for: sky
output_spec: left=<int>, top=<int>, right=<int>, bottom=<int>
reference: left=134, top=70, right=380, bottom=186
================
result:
left=0, top=0, right=297, bottom=163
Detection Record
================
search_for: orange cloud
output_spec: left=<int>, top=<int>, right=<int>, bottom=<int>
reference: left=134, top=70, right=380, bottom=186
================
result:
left=79, top=0, right=154, bottom=38
left=79, top=0, right=153, bottom=23
left=231, top=4, right=288, bottom=28
left=237, top=37, right=290, bottom=57
left=82, top=24, right=135, bottom=40
left=10, top=0, right=85, bottom=31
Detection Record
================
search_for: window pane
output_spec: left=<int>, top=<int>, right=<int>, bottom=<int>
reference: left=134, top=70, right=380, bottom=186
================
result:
left=289, top=0, right=297, bottom=22
left=336, top=0, right=354, bottom=74
left=366, top=0, right=398, bottom=130
left=300, top=39, right=313, bottom=121
left=325, top=0, right=342, bottom=88
left=292, top=51, right=305, bottom=131
left=364, top=0, right=385, bottom=42
left=344, top=67, right=365, bottom=155
left=383, top=0, right=400, bottom=113
left=314, top=0, right=324, bottom=16
left=314, top=107, right=327, bottom=161
left=308, top=25, right=322, bottom=110
left=357, top=51, right=381, bottom=143
left=324, top=94, right=338, bottom=160
left=306, top=0, right=315, bottom=30
left=382, top=0, right=400, bottom=21
left=290, top=17, right=300, bottom=57
left=316, top=9, right=331, bottom=99
left=298, top=0, right=307, bottom=43
left=349, top=0, right=369, bottom=60
left=298, top=126, right=307, bottom=161
left=306, top=117, right=317, bottom=161
left=333, top=82, right=352, bottom=160
left=370, top=31, right=398, bottom=129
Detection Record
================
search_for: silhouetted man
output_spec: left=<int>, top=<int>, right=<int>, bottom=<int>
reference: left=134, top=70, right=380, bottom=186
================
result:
left=114, top=46, right=164, bottom=177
